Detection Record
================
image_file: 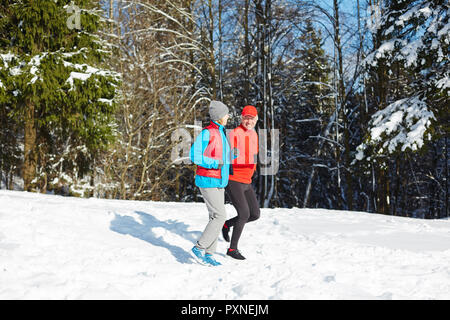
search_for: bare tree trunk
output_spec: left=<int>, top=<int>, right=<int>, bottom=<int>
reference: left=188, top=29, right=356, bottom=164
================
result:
left=331, top=2, right=341, bottom=208
left=377, top=163, right=389, bottom=214
left=255, top=0, right=265, bottom=206
left=333, top=0, right=352, bottom=210
left=244, top=0, right=250, bottom=102
left=446, top=136, right=449, bottom=217
left=444, top=136, right=449, bottom=217
left=0, top=157, right=2, bottom=190
left=304, top=111, right=338, bottom=207
left=208, top=0, right=216, bottom=99
left=218, top=0, right=223, bottom=100
left=8, top=170, right=13, bottom=190
left=23, top=102, right=37, bottom=192
left=110, top=0, right=113, bottom=34
left=264, top=0, right=276, bottom=207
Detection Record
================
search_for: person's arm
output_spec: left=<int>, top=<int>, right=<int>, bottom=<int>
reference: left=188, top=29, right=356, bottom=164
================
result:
left=190, top=129, right=219, bottom=169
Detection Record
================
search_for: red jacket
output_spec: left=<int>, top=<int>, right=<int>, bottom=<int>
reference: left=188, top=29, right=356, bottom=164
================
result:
left=229, top=124, right=258, bottom=184
left=196, top=122, right=224, bottom=179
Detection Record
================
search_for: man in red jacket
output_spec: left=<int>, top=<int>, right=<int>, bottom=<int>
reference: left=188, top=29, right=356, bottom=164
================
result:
left=222, top=105, right=260, bottom=260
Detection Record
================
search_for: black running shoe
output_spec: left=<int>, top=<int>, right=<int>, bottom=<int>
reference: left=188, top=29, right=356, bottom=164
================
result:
left=222, top=224, right=230, bottom=242
left=227, top=248, right=246, bottom=260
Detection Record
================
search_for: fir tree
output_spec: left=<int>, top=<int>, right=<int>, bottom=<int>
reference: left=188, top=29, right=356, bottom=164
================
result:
left=354, top=0, right=449, bottom=216
left=0, top=0, right=120, bottom=194
left=357, top=0, right=448, bottom=162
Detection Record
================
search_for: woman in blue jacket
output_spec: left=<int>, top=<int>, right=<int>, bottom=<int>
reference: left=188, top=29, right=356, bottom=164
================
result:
left=189, top=100, right=231, bottom=266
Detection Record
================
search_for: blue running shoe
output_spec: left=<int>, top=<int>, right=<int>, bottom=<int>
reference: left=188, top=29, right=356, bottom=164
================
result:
left=191, top=246, right=207, bottom=265
left=204, top=254, right=221, bottom=266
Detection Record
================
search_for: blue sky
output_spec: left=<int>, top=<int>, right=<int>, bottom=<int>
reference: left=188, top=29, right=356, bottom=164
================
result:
left=313, top=0, right=364, bottom=58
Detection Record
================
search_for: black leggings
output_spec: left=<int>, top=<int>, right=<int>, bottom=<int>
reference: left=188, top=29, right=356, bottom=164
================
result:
left=225, top=180, right=260, bottom=249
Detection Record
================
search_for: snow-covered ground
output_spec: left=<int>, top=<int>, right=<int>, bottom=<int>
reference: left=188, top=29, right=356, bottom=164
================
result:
left=0, top=190, right=449, bottom=300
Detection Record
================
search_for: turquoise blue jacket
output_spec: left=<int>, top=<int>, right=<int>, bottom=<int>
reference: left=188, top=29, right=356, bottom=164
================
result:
left=190, top=121, right=231, bottom=188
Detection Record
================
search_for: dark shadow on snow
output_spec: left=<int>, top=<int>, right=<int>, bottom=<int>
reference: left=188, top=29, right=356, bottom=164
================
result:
left=110, top=211, right=201, bottom=264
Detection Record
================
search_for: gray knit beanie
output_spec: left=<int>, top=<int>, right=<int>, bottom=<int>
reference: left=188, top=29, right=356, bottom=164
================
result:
left=209, top=100, right=229, bottom=121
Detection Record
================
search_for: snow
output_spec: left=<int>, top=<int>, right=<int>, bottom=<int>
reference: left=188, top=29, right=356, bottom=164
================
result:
left=364, top=39, right=397, bottom=67
left=436, top=76, right=450, bottom=90
left=28, top=53, right=47, bottom=84
left=1, top=50, right=120, bottom=90
left=98, top=98, right=113, bottom=105
left=401, top=39, right=421, bottom=67
left=0, top=53, right=16, bottom=67
left=66, top=71, right=92, bottom=88
left=1, top=190, right=449, bottom=300
left=358, top=96, right=435, bottom=156
left=364, top=3, right=449, bottom=70
left=9, top=62, right=24, bottom=76
left=63, top=61, right=120, bottom=91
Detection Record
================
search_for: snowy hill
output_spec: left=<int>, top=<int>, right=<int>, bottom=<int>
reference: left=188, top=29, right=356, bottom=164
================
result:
left=0, top=190, right=449, bottom=300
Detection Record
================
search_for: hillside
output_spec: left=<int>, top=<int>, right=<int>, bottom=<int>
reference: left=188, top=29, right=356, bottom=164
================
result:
left=0, top=190, right=449, bottom=299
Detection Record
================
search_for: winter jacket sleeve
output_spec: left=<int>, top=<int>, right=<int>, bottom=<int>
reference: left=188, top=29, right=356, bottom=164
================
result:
left=190, top=129, right=219, bottom=169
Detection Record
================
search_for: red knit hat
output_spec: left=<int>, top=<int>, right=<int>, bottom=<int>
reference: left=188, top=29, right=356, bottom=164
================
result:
left=242, top=105, right=258, bottom=118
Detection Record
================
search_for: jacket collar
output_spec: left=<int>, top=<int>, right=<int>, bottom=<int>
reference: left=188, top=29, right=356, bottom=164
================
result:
left=239, top=123, right=256, bottom=132
left=211, top=120, right=225, bottom=130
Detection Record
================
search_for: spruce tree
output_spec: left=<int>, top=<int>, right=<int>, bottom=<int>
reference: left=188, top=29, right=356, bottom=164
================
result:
left=0, top=0, right=120, bottom=194
left=354, top=0, right=449, bottom=216
left=356, top=0, right=448, bottom=162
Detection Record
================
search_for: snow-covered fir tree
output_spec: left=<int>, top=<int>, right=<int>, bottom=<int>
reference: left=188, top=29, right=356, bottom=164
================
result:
left=356, top=0, right=449, bottom=162
left=0, top=0, right=120, bottom=194
left=353, top=0, right=449, bottom=217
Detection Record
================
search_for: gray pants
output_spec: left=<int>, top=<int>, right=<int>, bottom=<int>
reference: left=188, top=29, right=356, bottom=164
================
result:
left=196, top=187, right=227, bottom=254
